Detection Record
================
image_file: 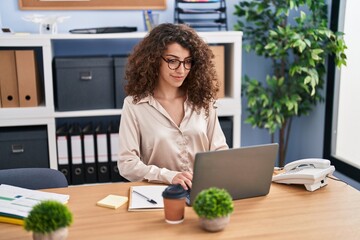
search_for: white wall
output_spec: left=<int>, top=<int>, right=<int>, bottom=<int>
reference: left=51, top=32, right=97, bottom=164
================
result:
left=0, top=1, right=237, bottom=33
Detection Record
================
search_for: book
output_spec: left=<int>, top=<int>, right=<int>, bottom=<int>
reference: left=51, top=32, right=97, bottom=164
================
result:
left=128, top=185, right=168, bottom=211
left=0, top=184, right=70, bottom=221
left=96, top=195, right=128, bottom=209
left=0, top=216, right=24, bottom=226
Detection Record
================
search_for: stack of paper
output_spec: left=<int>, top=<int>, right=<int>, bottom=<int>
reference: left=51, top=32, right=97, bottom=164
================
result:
left=0, top=184, right=70, bottom=225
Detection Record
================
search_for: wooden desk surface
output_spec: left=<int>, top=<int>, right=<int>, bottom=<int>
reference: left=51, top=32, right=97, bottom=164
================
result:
left=1, top=180, right=359, bottom=240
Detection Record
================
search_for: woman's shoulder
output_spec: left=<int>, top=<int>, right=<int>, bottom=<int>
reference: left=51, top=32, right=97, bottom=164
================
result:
left=123, top=95, right=153, bottom=107
left=207, top=100, right=220, bottom=116
left=125, top=95, right=150, bottom=104
left=124, top=95, right=134, bottom=103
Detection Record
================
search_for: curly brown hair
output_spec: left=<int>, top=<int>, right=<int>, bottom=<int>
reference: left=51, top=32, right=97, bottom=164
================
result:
left=125, top=23, right=219, bottom=116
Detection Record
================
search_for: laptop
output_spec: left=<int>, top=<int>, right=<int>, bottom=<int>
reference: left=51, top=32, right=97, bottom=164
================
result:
left=186, top=143, right=278, bottom=206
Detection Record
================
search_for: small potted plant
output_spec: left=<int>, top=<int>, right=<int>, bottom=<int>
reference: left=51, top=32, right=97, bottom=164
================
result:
left=24, top=200, right=73, bottom=240
left=193, top=187, right=234, bottom=232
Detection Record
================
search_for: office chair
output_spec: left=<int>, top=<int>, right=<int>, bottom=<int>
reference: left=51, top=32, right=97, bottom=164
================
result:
left=0, top=168, right=68, bottom=190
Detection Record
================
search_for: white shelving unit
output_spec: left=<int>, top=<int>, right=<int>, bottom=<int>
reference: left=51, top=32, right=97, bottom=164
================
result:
left=0, top=31, right=242, bottom=170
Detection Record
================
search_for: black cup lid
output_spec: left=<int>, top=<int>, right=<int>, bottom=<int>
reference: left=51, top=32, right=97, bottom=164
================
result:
left=162, top=184, right=187, bottom=199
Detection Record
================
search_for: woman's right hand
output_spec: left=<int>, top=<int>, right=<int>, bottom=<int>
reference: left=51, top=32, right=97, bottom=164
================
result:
left=172, top=172, right=193, bottom=190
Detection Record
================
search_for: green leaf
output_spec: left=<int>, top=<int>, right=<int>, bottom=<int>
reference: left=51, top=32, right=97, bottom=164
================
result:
left=269, top=30, right=278, bottom=37
left=292, top=38, right=307, bottom=52
left=304, top=76, right=312, bottom=85
left=277, top=26, right=285, bottom=34
left=311, top=51, right=320, bottom=60
left=264, top=42, right=276, bottom=50
left=312, top=49, right=324, bottom=55
left=261, top=94, right=269, bottom=107
left=278, top=77, right=284, bottom=86
left=300, top=11, right=306, bottom=21
left=286, top=101, right=294, bottom=111
left=309, top=58, right=315, bottom=67
left=298, top=41, right=306, bottom=53
left=289, top=0, right=295, bottom=10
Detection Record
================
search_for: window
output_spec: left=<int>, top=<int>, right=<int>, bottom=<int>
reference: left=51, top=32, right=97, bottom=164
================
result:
left=324, top=0, right=360, bottom=181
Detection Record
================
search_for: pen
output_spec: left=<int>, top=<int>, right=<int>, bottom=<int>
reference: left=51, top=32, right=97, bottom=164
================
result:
left=133, top=190, right=157, bottom=204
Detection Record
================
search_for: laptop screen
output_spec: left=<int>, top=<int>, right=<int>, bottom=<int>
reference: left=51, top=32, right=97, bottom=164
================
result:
left=187, top=143, right=278, bottom=205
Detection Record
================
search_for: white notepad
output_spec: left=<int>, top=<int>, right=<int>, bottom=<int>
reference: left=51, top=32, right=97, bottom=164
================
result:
left=128, top=185, right=167, bottom=211
left=96, top=195, right=128, bottom=209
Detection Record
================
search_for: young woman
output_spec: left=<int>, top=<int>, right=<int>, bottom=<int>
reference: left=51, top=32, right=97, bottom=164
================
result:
left=118, top=23, right=228, bottom=190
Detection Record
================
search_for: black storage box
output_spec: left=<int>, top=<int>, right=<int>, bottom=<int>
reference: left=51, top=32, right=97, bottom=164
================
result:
left=0, top=126, right=49, bottom=169
left=114, top=56, right=128, bottom=108
left=219, top=117, right=233, bottom=148
left=54, top=57, right=115, bottom=111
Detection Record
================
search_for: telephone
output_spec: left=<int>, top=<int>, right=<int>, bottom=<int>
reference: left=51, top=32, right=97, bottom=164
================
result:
left=272, top=158, right=335, bottom=191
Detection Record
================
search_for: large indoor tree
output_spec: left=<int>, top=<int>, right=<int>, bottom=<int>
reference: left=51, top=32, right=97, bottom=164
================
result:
left=234, top=0, right=347, bottom=166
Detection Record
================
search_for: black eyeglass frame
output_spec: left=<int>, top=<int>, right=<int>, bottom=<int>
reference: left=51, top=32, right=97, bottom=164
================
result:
left=161, top=56, right=193, bottom=70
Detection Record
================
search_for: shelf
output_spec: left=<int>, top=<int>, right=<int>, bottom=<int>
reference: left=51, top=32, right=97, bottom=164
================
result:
left=174, top=0, right=228, bottom=31
left=178, top=18, right=226, bottom=24
left=0, top=105, right=50, bottom=118
left=176, top=7, right=226, bottom=14
left=183, top=23, right=227, bottom=30
left=177, top=0, right=223, bottom=3
left=52, top=97, right=239, bottom=119
left=54, top=109, right=122, bottom=118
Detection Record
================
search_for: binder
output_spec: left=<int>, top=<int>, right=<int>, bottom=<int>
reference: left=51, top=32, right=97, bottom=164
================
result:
left=0, top=216, right=24, bottom=226
left=69, top=123, right=85, bottom=185
left=56, top=124, right=71, bottom=184
left=82, top=123, right=97, bottom=183
left=95, top=123, right=110, bottom=182
left=15, top=50, right=42, bottom=107
left=108, top=121, right=126, bottom=182
left=0, top=50, right=20, bottom=107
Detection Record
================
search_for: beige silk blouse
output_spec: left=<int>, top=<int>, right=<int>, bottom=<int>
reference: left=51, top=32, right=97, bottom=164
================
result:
left=118, top=95, right=228, bottom=184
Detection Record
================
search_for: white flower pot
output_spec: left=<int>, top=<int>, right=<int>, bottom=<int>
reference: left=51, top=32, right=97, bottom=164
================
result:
left=200, top=215, right=230, bottom=232
left=33, top=227, right=68, bottom=240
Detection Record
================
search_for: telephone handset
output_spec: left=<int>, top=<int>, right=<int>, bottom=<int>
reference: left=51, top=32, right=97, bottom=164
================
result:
left=272, top=158, right=335, bottom=191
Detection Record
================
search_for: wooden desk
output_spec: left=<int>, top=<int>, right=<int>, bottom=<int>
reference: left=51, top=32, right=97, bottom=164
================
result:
left=1, top=180, right=359, bottom=240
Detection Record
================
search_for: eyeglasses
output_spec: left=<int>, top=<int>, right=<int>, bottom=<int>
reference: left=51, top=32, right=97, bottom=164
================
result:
left=161, top=56, right=193, bottom=70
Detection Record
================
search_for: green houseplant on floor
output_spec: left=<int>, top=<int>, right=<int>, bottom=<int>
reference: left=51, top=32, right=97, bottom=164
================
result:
left=24, top=200, right=73, bottom=240
left=193, top=187, right=234, bottom=232
left=234, top=0, right=347, bottom=166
